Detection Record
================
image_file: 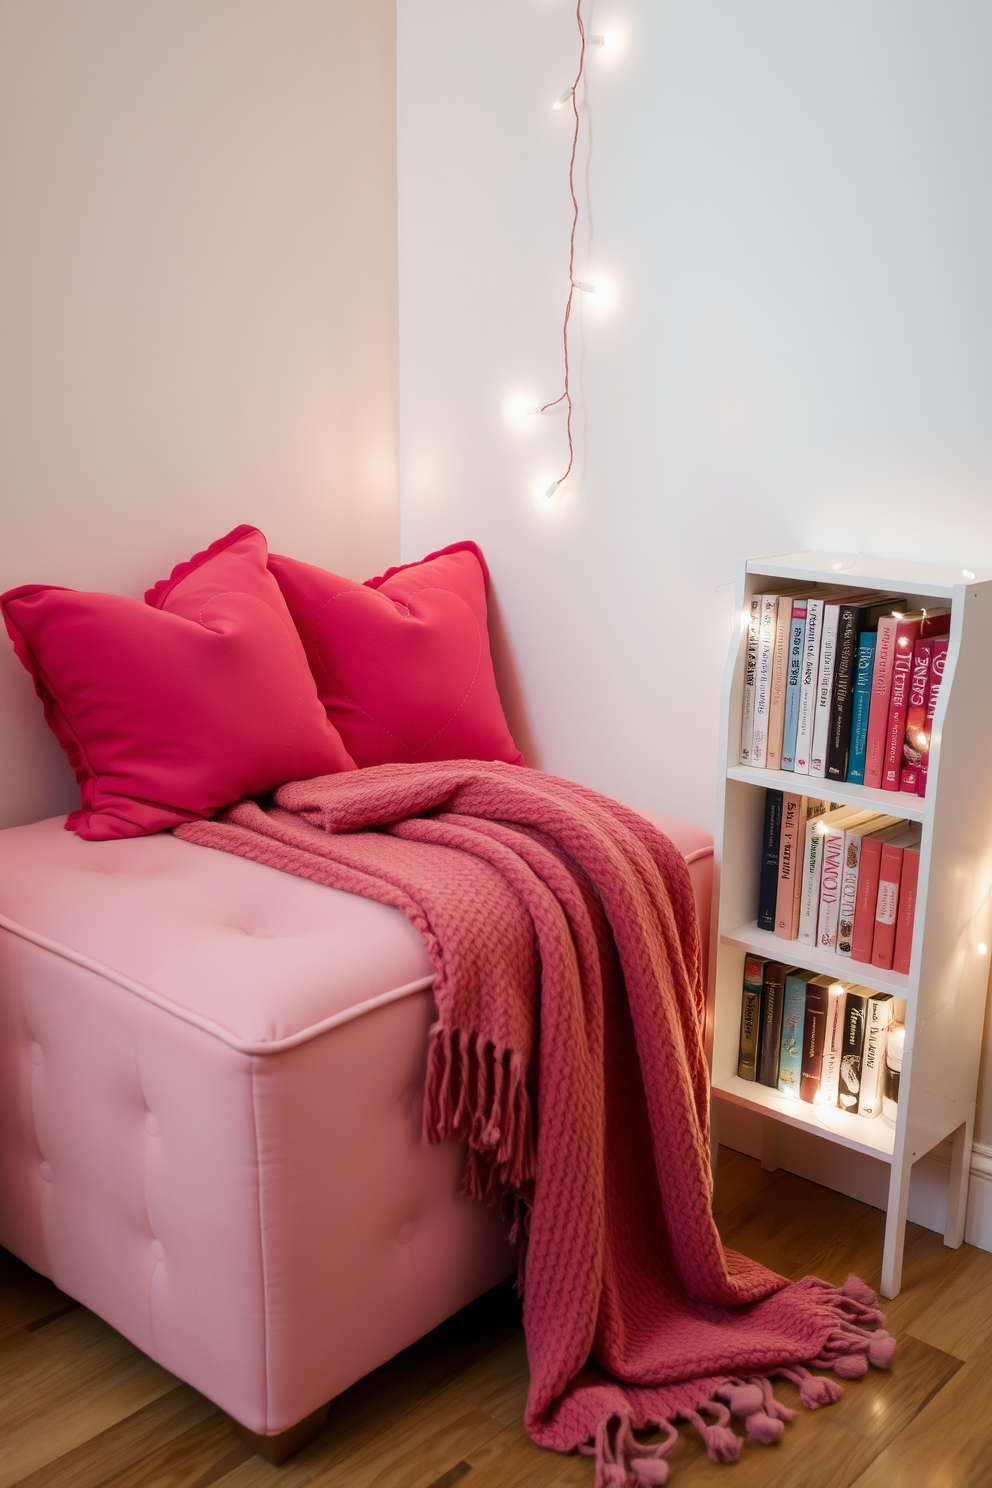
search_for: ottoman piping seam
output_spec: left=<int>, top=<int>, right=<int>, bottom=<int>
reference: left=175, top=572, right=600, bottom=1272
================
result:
left=0, top=914, right=436, bottom=1052
left=249, top=1056, right=271, bottom=1433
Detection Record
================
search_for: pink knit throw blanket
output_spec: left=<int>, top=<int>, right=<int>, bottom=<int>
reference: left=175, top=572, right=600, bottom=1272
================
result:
left=175, top=762, right=893, bottom=1484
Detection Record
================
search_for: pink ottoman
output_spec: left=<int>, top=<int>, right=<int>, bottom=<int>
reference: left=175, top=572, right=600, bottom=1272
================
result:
left=0, top=809, right=711, bottom=1454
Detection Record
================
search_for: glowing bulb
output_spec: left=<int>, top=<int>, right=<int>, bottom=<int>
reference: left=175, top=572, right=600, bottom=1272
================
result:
left=586, top=34, right=604, bottom=46
left=552, top=88, right=574, bottom=110
left=979, top=943, right=988, bottom=956
left=963, top=569, right=976, bottom=580
left=545, top=480, right=560, bottom=498
left=574, top=280, right=595, bottom=293
left=832, top=562, right=844, bottom=571
left=504, top=393, right=544, bottom=429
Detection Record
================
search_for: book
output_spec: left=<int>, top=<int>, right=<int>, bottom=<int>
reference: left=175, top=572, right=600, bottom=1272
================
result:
left=737, top=955, right=765, bottom=1080
left=917, top=636, right=949, bottom=798
left=826, top=595, right=906, bottom=783
left=863, top=616, right=900, bottom=789
left=757, top=790, right=784, bottom=931
left=849, top=820, right=913, bottom=963
left=846, top=633, right=876, bottom=786
left=882, top=616, right=924, bottom=790
left=794, top=596, right=826, bottom=776
left=740, top=595, right=762, bottom=764
left=774, top=794, right=827, bottom=939
left=797, top=805, right=863, bottom=946
left=750, top=595, right=779, bottom=769
left=780, top=600, right=807, bottom=771
left=871, top=826, right=922, bottom=969
left=819, top=979, right=849, bottom=1107
left=809, top=599, right=846, bottom=778
left=815, top=808, right=883, bottom=952
left=837, top=990, right=868, bottom=1111
left=858, top=993, right=895, bottom=1117
left=778, top=968, right=816, bottom=1096
left=899, top=638, right=932, bottom=793
left=757, top=961, right=792, bottom=1088
left=766, top=598, right=795, bottom=770
left=800, top=978, right=831, bottom=1102
left=892, top=845, right=921, bottom=975
left=836, top=815, right=900, bottom=957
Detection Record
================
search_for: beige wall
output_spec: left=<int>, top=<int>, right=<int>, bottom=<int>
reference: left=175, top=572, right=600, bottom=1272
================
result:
left=0, top=0, right=399, bottom=827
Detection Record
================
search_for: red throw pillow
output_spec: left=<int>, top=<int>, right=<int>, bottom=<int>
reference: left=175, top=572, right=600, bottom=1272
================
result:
left=1, top=526, right=356, bottom=840
left=267, top=541, right=524, bottom=768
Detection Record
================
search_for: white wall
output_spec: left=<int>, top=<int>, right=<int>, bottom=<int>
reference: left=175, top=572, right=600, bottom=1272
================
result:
left=397, top=0, right=992, bottom=838
left=0, top=0, right=399, bottom=828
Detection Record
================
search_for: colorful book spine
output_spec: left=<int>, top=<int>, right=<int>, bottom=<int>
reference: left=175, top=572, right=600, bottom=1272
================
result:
left=809, top=601, right=842, bottom=779
left=892, top=847, right=920, bottom=975
left=774, top=793, right=806, bottom=939
left=820, top=981, right=848, bottom=1107
left=794, top=597, right=824, bottom=776
left=765, top=599, right=794, bottom=771
left=816, top=817, right=848, bottom=951
left=751, top=595, right=779, bottom=769
left=917, top=637, right=948, bottom=798
left=846, top=633, right=876, bottom=785
left=836, top=827, right=871, bottom=958
left=797, top=813, right=826, bottom=947
left=837, top=991, right=867, bottom=1111
left=899, top=639, right=932, bottom=793
left=757, top=962, right=790, bottom=1088
left=858, top=994, right=894, bottom=1118
left=825, top=602, right=860, bottom=782
left=851, top=836, right=883, bottom=963
left=864, top=616, right=899, bottom=788
left=737, top=955, right=765, bottom=1080
left=871, top=842, right=904, bottom=969
left=778, top=969, right=815, bottom=1096
left=740, top=596, right=762, bottom=764
left=800, top=979, right=830, bottom=1103
left=757, top=790, right=784, bottom=931
left=780, top=601, right=807, bottom=771
left=882, top=619, right=923, bottom=790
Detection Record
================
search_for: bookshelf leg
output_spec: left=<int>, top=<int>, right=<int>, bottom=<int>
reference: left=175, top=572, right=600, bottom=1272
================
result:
left=881, top=1155, right=912, bottom=1299
left=760, top=1118, right=779, bottom=1174
left=944, top=1120, right=973, bottom=1251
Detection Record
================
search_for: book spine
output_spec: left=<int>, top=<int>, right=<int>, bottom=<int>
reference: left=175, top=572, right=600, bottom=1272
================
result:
left=777, top=973, right=810, bottom=1095
left=858, top=995, right=894, bottom=1117
left=899, top=639, right=932, bottom=793
left=826, top=603, right=859, bottom=781
left=846, top=634, right=876, bottom=786
left=739, top=596, right=762, bottom=765
left=864, top=616, right=898, bottom=788
left=809, top=603, right=841, bottom=778
left=765, top=599, right=794, bottom=771
left=794, top=598, right=824, bottom=776
left=737, top=955, right=765, bottom=1080
left=917, top=637, right=948, bottom=797
left=757, top=964, right=788, bottom=1088
left=756, top=790, right=784, bottom=931
left=780, top=602, right=807, bottom=771
left=892, top=847, right=920, bottom=975
left=882, top=621, right=920, bottom=790
left=851, top=836, right=883, bottom=962
left=816, top=822, right=847, bottom=951
left=798, top=817, right=826, bottom=946
left=800, top=984, right=829, bottom=1103
left=751, top=595, right=778, bottom=769
left=774, top=793, right=805, bottom=939
left=836, top=830, right=863, bottom=957
left=820, top=984, right=847, bottom=1107
left=871, top=843, right=904, bottom=969
left=837, top=991, right=867, bottom=1110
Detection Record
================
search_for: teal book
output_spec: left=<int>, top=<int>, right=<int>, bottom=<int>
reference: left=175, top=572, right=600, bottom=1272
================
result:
left=780, top=600, right=807, bottom=771
left=778, top=969, right=816, bottom=1096
left=845, top=633, right=877, bottom=785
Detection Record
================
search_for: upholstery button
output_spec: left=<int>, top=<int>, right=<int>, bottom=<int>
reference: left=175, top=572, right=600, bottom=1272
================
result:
left=28, top=1043, right=43, bottom=1065
left=150, top=1240, right=165, bottom=1261
left=397, top=1222, right=415, bottom=1245
left=145, top=1115, right=160, bottom=1136
left=39, top=1161, right=53, bottom=1182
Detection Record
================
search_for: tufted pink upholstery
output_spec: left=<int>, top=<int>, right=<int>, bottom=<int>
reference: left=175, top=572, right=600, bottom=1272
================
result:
left=0, top=809, right=712, bottom=1435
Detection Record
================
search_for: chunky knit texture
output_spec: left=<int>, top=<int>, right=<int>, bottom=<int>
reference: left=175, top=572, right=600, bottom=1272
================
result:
left=175, top=761, right=892, bottom=1482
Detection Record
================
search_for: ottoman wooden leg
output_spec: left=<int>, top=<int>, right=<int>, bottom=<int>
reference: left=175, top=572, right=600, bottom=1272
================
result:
left=229, top=1403, right=330, bottom=1464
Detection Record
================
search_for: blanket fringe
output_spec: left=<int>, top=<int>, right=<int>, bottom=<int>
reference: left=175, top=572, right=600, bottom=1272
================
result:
left=581, top=1273, right=893, bottom=1483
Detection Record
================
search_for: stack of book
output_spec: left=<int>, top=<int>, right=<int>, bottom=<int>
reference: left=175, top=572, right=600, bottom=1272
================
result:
left=758, top=789, right=920, bottom=972
left=737, top=958, right=902, bottom=1121
left=740, top=588, right=950, bottom=794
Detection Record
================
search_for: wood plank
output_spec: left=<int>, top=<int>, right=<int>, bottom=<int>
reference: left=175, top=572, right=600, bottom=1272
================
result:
left=98, top=1412, right=253, bottom=1488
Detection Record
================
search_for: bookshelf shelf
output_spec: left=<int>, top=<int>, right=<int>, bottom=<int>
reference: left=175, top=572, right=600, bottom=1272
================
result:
left=725, top=765, right=926, bottom=824
left=710, top=550, right=992, bottom=1298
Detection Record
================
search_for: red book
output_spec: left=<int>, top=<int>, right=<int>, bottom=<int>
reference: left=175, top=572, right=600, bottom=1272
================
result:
left=800, top=979, right=830, bottom=1103
left=851, top=837, right=883, bottom=962
left=899, top=639, right=932, bottom=793
left=893, top=847, right=920, bottom=975
left=863, top=616, right=900, bottom=789
left=871, top=842, right=904, bottom=969
left=882, top=618, right=923, bottom=789
left=917, top=636, right=949, bottom=798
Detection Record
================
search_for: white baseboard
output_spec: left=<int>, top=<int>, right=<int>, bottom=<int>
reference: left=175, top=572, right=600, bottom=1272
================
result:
left=718, top=1107, right=992, bottom=1253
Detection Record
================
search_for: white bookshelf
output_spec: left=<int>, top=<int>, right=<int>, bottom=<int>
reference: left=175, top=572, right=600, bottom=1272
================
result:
left=710, top=550, right=992, bottom=1297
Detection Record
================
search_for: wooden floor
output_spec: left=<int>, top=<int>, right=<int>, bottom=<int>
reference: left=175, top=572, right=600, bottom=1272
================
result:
left=4, top=1148, right=992, bottom=1488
